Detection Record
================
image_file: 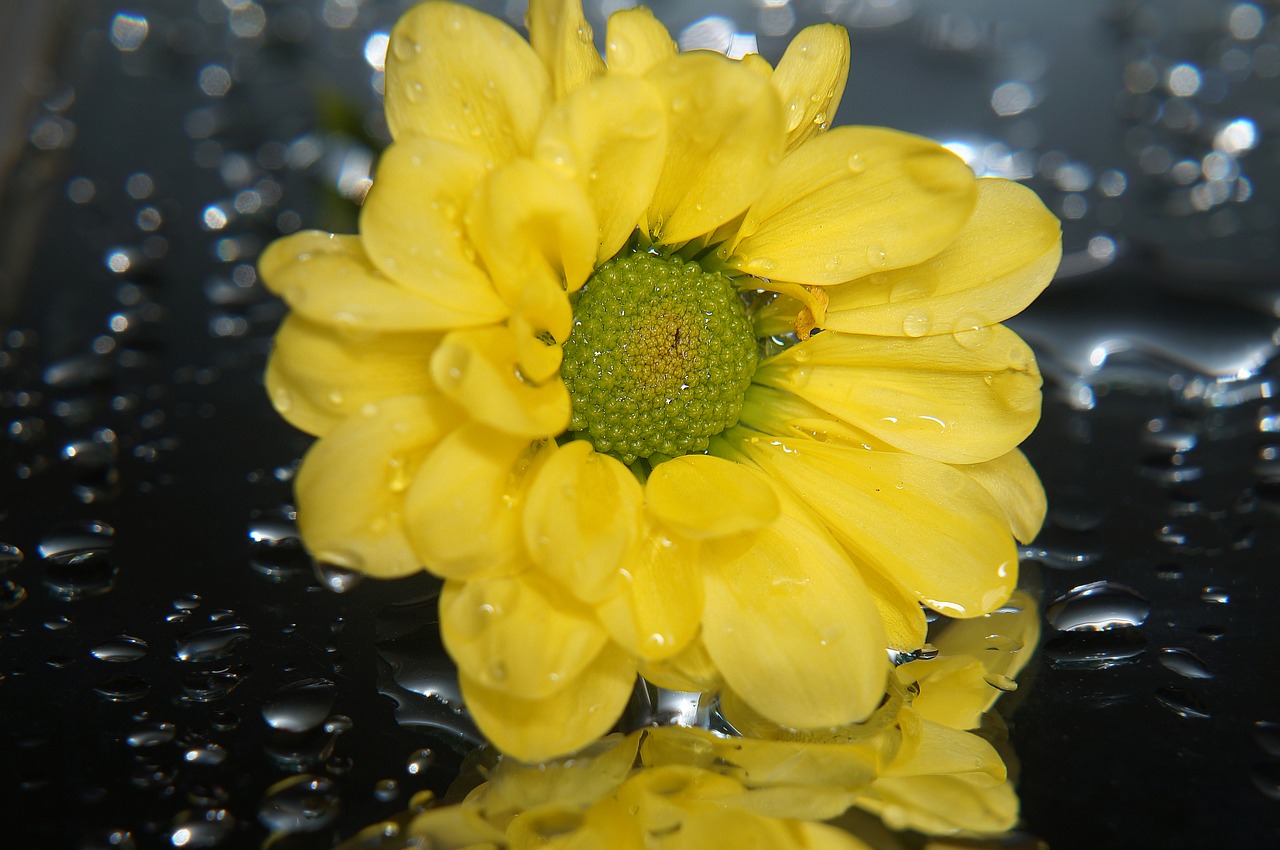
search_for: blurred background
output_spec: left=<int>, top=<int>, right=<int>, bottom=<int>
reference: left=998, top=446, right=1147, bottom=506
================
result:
left=1, top=1, right=1279, bottom=847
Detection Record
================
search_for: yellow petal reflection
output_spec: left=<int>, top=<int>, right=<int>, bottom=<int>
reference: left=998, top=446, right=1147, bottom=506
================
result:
left=385, top=2, right=548, bottom=163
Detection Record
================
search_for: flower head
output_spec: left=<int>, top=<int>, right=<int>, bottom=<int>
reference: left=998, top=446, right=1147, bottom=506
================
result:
left=261, top=0, right=1060, bottom=761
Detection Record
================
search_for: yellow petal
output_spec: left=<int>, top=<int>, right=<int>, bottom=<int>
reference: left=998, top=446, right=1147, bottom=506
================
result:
left=523, top=440, right=642, bottom=603
left=856, top=557, right=928, bottom=652
left=740, top=53, right=773, bottom=78
left=771, top=24, right=850, bottom=153
left=459, top=641, right=637, bottom=762
left=700, top=509, right=888, bottom=729
left=791, top=823, right=876, bottom=850
left=733, top=435, right=1018, bottom=619
left=483, top=732, right=640, bottom=818
left=729, top=127, right=977, bottom=285
left=605, top=6, right=676, bottom=76
left=535, top=75, right=668, bottom=262
left=526, top=0, right=605, bottom=98
left=823, top=178, right=1062, bottom=336
left=753, top=325, right=1042, bottom=465
left=645, top=454, right=780, bottom=539
left=440, top=573, right=608, bottom=700
left=404, top=802, right=505, bottom=848
left=296, top=395, right=455, bottom=578
left=385, top=2, right=548, bottom=163
left=359, top=137, right=508, bottom=326
left=404, top=423, right=551, bottom=579
left=596, top=526, right=703, bottom=661
left=506, top=799, right=644, bottom=850
left=431, top=326, right=571, bottom=439
left=860, top=773, right=1019, bottom=836
left=646, top=53, right=785, bottom=244
left=466, top=157, right=598, bottom=316
left=260, top=231, right=485, bottom=332
left=637, top=636, right=722, bottom=693
left=952, top=449, right=1047, bottom=543
left=266, top=314, right=440, bottom=438
left=616, top=766, right=744, bottom=834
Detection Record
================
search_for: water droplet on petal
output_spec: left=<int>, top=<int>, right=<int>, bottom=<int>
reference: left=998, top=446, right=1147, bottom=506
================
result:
left=902, top=312, right=932, bottom=337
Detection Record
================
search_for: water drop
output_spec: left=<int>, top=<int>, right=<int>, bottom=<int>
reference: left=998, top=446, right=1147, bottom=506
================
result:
left=0, top=579, right=27, bottom=611
left=846, top=153, right=865, bottom=173
left=1155, top=685, right=1210, bottom=719
left=259, top=775, right=339, bottom=834
left=92, top=674, right=150, bottom=702
left=1158, top=647, right=1213, bottom=679
left=1251, top=721, right=1280, bottom=756
left=1045, top=581, right=1150, bottom=631
left=181, top=667, right=248, bottom=703
left=183, top=744, right=228, bottom=765
left=952, top=314, right=994, bottom=350
left=315, top=560, right=364, bottom=593
left=174, top=624, right=251, bottom=663
left=373, top=779, right=399, bottom=802
left=262, top=678, right=337, bottom=733
left=902, top=312, right=932, bottom=337
left=1250, top=763, right=1280, bottom=800
left=865, top=245, right=888, bottom=268
left=0, top=542, right=25, bottom=572
left=126, top=721, right=176, bottom=747
left=1199, top=586, right=1229, bottom=604
left=405, top=748, right=435, bottom=775
left=37, top=520, right=115, bottom=564
left=168, top=809, right=236, bottom=848
left=1043, top=628, right=1146, bottom=669
left=90, top=635, right=148, bottom=662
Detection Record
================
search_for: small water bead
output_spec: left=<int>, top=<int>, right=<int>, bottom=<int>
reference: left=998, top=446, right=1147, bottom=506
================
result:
left=0, top=542, right=23, bottom=572
left=37, top=520, right=115, bottom=563
left=183, top=744, right=228, bottom=765
left=315, top=560, right=364, bottom=593
left=259, top=775, right=340, bottom=834
left=1043, top=628, right=1146, bottom=669
left=1155, top=685, right=1211, bottom=719
left=373, top=779, right=399, bottom=802
left=90, top=635, right=148, bottom=662
left=1200, top=586, right=1230, bottom=604
left=901, top=311, right=933, bottom=337
left=174, top=624, right=250, bottom=663
left=1252, top=721, right=1280, bottom=757
left=126, top=721, right=176, bottom=747
left=1045, top=581, right=1151, bottom=631
left=262, top=678, right=337, bottom=733
left=1158, top=647, right=1213, bottom=680
left=1251, top=763, right=1280, bottom=801
left=169, top=809, right=236, bottom=848
left=181, top=667, right=248, bottom=703
left=0, top=579, right=27, bottom=611
left=92, top=674, right=150, bottom=702
left=405, top=748, right=435, bottom=775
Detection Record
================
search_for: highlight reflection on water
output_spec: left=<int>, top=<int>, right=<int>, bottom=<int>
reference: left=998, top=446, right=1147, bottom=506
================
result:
left=1, top=1, right=1279, bottom=847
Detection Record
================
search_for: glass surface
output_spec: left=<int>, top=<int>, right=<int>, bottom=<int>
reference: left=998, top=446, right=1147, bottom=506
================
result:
left=1, top=1, right=1278, bottom=847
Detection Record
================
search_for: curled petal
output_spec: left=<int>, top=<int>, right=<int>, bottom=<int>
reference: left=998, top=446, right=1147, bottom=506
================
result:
left=526, top=0, right=606, bottom=98
left=729, top=126, right=976, bottom=285
left=646, top=53, right=785, bottom=244
left=754, top=325, right=1042, bottom=465
left=440, top=573, right=608, bottom=700
left=260, top=232, right=487, bottom=332
left=459, top=641, right=637, bottom=763
left=733, top=434, right=1018, bottom=619
left=266, top=314, right=439, bottom=438
left=467, top=157, right=598, bottom=310
left=823, top=178, right=1062, bottom=336
left=296, top=395, right=456, bottom=578
left=700, top=509, right=888, bottom=729
left=385, top=2, right=548, bottom=163
left=523, top=440, right=643, bottom=603
left=771, top=24, right=850, bottom=153
left=605, top=6, right=676, bottom=76
left=359, top=138, right=508, bottom=326
left=535, top=75, right=668, bottom=262
left=952, top=448, right=1047, bottom=543
left=431, top=326, right=571, bottom=438
left=405, top=423, right=552, bottom=579
left=645, top=454, right=780, bottom=539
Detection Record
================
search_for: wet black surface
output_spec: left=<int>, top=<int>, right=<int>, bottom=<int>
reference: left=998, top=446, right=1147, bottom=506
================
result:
left=2, top=1, right=1280, bottom=848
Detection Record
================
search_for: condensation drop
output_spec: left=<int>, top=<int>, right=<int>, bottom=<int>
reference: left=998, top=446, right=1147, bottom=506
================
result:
left=1158, top=647, right=1213, bottom=680
left=1045, top=581, right=1150, bottom=631
left=262, top=678, right=337, bottom=733
left=259, top=775, right=340, bottom=834
left=174, top=624, right=251, bottom=663
left=90, top=635, right=148, bottom=662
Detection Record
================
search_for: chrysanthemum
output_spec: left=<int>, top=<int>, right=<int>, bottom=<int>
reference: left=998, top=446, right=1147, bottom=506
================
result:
left=261, top=0, right=1060, bottom=761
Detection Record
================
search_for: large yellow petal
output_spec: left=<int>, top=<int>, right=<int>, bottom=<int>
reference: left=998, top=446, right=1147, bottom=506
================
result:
left=404, top=423, right=551, bottom=579
left=604, top=6, right=676, bottom=76
left=823, top=178, right=1062, bottom=336
left=952, top=448, right=1047, bottom=544
left=728, top=127, right=976, bottom=285
left=855, top=557, right=928, bottom=652
left=506, top=799, right=644, bottom=850
left=431, top=325, right=570, bottom=438
left=526, top=0, right=605, bottom=98
left=535, top=75, right=668, bottom=262
left=700, top=510, right=888, bottom=729
left=466, top=157, right=597, bottom=323
left=732, top=434, right=1017, bottom=618
left=260, top=231, right=487, bottom=332
left=596, top=526, right=703, bottom=661
left=440, top=572, right=608, bottom=700
left=384, top=2, right=548, bottom=163
left=265, top=314, right=440, bottom=438
left=295, top=395, right=454, bottom=578
left=645, top=53, right=785, bottom=244
left=359, top=137, right=508, bottom=326
left=637, top=636, right=721, bottom=693
left=459, top=642, right=637, bottom=763
left=771, top=24, right=850, bottom=153
left=753, top=325, right=1041, bottom=465
left=523, top=440, right=642, bottom=603
left=644, top=454, right=780, bottom=539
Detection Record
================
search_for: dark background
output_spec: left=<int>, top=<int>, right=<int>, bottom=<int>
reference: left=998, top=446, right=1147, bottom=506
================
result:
left=2, top=1, right=1279, bottom=847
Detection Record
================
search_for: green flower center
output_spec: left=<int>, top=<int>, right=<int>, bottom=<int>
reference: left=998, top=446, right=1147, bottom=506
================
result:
left=562, top=251, right=757, bottom=466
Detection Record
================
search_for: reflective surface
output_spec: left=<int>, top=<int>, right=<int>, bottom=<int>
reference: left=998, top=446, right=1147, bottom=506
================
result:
left=2, top=1, right=1279, bottom=847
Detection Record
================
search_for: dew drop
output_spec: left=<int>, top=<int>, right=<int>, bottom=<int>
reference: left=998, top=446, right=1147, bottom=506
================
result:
left=126, top=721, right=176, bottom=747
left=902, top=312, right=932, bottom=337
left=373, top=779, right=399, bottom=802
left=259, top=775, right=339, bottom=834
left=1045, top=581, right=1150, bottom=631
left=168, top=809, right=236, bottom=848
left=865, top=245, right=888, bottom=268
left=405, top=748, right=435, bottom=775
left=1158, top=647, right=1213, bottom=679
left=315, top=560, right=364, bottom=593
left=262, top=678, right=337, bottom=733
left=174, top=624, right=251, bottom=663
left=846, top=152, right=865, bottom=173
left=1199, top=586, right=1229, bottom=604
left=0, top=579, right=27, bottom=611
left=0, top=542, right=26, bottom=573
left=1250, top=763, right=1280, bottom=800
left=1155, top=685, right=1210, bottom=719
left=1251, top=721, right=1280, bottom=756
left=37, top=520, right=116, bottom=564
left=92, top=674, right=150, bottom=702
left=90, top=635, right=148, bottom=662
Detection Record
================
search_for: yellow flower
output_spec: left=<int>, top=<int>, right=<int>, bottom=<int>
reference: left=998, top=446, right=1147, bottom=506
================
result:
left=260, top=0, right=1060, bottom=761
left=334, top=594, right=1041, bottom=849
